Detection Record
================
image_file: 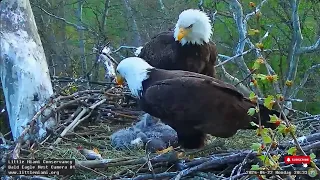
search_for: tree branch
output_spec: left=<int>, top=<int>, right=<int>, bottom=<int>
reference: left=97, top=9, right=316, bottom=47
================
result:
left=227, top=0, right=263, bottom=97
left=289, top=64, right=320, bottom=98
left=112, top=45, right=140, bottom=53
left=244, top=0, right=268, bottom=23
left=31, top=3, right=98, bottom=36
left=246, top=39, right=281, bottom=94
left=100, top=0, right=110, bottom=33
left=214, top=48, right=255, bottom=68
left=297, top=36, right=320, bottom=54
left=216, top=59, right=251, bottom=97
left=282, top=0, right=303, bottom=98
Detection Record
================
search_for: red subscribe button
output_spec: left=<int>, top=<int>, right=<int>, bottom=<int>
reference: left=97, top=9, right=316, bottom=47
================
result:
left=284, top=156, right=311, bottom=164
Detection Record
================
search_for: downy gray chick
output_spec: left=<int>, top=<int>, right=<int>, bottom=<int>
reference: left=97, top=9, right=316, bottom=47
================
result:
left=110, top=113, right=178, bottom=151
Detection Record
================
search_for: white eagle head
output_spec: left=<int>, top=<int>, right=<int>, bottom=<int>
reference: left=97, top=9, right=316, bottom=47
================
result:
left=174, top=9, right=212, bottom=46
left=116, top=57, right=154, bottom=98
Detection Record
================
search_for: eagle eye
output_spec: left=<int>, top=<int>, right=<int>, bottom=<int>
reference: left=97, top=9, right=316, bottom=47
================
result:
left=186, top=24, right=193, bottom=29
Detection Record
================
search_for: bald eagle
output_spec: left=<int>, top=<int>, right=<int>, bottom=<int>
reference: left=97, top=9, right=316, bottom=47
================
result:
left=138, top=9, right=218, bottom=77
left=115, top=57, right=285, bottom=149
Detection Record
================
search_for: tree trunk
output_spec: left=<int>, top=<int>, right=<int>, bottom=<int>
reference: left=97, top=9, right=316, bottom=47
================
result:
left=77, top=0, right=88, bottom=80
left=0, top=0, right=55, bottom=141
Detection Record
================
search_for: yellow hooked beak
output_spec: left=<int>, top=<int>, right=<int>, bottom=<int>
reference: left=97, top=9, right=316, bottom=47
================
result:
left=177, top=27, right=190, bottom=41
left=116, top=73, right=124, bottom=86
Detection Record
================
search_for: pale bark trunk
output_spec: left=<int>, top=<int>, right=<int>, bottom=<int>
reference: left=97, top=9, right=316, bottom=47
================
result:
left=77, top=0, right=88, bottom=79
left=0, top=0, right=55, bottom=140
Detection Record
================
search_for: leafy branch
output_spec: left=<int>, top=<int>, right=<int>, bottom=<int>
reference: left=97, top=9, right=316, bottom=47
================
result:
left=244, top=2, right=320, bottom=177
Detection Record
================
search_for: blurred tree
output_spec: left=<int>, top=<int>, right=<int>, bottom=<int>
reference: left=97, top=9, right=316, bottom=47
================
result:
left=0, top=0, right=55, bottom=140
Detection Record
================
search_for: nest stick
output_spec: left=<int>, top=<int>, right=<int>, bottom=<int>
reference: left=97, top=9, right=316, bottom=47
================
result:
left=53, top=98, right=107, bottom=145
left=53, top=107, right=88, bottom=145
left=72, top=99, right=107, bottom=129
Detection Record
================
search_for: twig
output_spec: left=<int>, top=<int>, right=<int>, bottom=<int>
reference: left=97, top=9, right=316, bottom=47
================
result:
left=244, top=0, right=269, bottom=22
left=71, top=98, right=107, bottom=128
left=290, top=64, right=320, bottom=98
left=53, top=107, right=88, bottom=145
left=215, top=59, right=251, bottom=97
left=63, top=107, right=83, bottom=126
left=31, top=3, right=98, bottom=36
left=234, top=69, right=256, bottom=87
left=277, top=102, right=320, bottom=173
left=105, top=109, right=137, bottom=119
left=76, top=151, right=179, bottom=169
left=282, top=0, right=303, bottom=98
left=78, top=163, right=109, bottom=178
left=301, top=141, right=320, bottom=152
left=174, top=151, right=256, bottom=180
left=0, top=133, right=6, bottom=146
left=112, top=45, right=139, bottom=53
left=52, top=76, right=116, bottom=86
left=214, top=48, right=255, bottom=67
left=230, top=150, right=252, bottom=178
left=297, top=36, right=320, bottom=54
left=225, top=173, right=248, bottom=180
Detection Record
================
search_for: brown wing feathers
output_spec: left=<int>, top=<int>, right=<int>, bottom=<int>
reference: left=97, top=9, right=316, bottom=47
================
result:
left=166, top=70, right=284, bottom=130
left=140, top=69, right=285, bottom=149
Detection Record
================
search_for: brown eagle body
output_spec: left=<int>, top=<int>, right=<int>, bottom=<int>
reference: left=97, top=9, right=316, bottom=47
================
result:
left=138, top=31, right=218, bottom=77
left=137, top=68, right=281, bottom=149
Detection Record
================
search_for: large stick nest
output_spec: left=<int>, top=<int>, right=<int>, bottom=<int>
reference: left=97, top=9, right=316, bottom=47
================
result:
left=1, top=81, right=320, bottom=180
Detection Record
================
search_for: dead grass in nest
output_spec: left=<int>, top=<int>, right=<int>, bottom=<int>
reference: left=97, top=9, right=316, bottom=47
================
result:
left=19, top=121, right=146, bottom=179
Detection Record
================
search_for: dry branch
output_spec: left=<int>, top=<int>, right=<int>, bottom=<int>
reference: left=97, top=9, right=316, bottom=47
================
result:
left=76, top=151, right=179, bottom=170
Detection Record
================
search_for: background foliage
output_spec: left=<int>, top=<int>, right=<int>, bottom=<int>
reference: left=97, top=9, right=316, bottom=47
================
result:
left=34, top=0, right=320, bottom=114
left=1, top=0, right=318, bottom=129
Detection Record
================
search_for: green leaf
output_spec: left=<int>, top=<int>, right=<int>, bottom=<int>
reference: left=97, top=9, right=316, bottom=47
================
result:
left=248, top=29, right=260, bottom=36
left=276, top=94, right=284, bottom=101
left=252, top=58, right=264, bottom=70
left=249, top=92, right=256, bottom=100
left=252, top=61, right=261, bottom=70
left=250, top=164, right=260, bottom=170
left=310, top=153, right=316, bottom=160
left=289, top=124, right=297, bottom=134
left=258, top=155, right=268, bottom=162
left=247, top=108, right=256, bottom=116
left=256, top=74, right=267, bottom=80
left=287, top=147, right=297, bottom=155
left=272, top=154, right=281, bottom=162
left=264, top=95, right=275, bottom=110
left=256, top=127, right=269, bottom=136
left=255, top=74, right=269, bottom=84
left=276, top=124, right=286, bottom=134
left=262, top=134, right=272, bottom=144
left=269, top=114, right=278, bottom=123
left=251, top=143, right=261, bottom=151
left=250, top=121, right=259, bottom=127
left=258, top=155, right=274, bottom=167
left=285, top=80, right=293, bottom=86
